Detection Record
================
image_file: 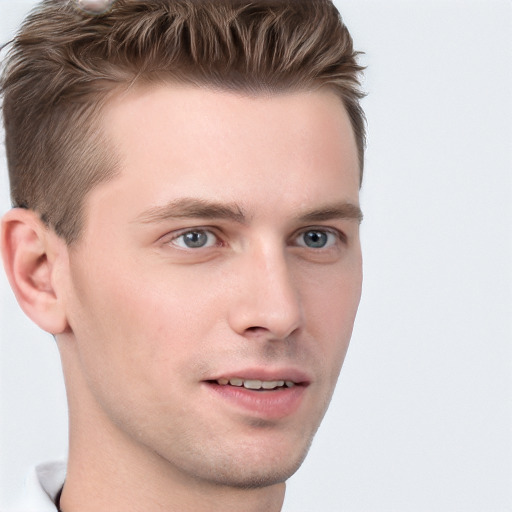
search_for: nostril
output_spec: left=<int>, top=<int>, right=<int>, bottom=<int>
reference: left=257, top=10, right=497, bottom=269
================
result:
left=245, top=326, right=267, bottom=334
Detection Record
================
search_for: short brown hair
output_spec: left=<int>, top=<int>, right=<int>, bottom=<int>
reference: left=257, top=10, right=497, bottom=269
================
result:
left=1, top=0, right=365, bottom=244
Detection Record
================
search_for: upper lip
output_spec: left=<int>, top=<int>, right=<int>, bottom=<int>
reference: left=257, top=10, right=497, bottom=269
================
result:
left=206, top=367, right=312, bottom=385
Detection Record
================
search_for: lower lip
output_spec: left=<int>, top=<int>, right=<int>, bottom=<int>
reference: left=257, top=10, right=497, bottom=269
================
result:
left=204, top=382, right=307, bottom=420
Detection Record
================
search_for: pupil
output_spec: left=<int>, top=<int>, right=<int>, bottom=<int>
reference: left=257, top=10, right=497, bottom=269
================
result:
left=184, top=231, right=207, bottom=248
left=304, top=231, right=327, bottom=248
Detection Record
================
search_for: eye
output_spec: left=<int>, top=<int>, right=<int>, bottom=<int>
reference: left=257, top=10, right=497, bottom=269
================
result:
left=170, top=229, right=219, bottom=249
left=295, top=229, right=338, bottom=249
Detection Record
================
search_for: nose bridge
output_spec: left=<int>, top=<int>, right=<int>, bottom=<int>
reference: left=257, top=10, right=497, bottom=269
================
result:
left=228, top=238, right=303, bottom=339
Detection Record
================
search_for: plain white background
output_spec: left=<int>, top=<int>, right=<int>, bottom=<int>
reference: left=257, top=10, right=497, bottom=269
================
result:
left=1, top=1, right=511, bottom=511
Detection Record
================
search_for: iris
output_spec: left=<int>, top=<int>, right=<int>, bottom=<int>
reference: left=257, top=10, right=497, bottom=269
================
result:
left=303, top=230, right=328, bottom=248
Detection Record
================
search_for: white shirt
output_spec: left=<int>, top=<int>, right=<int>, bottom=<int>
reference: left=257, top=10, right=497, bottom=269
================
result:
left=16, top=460, right=65, bottom=512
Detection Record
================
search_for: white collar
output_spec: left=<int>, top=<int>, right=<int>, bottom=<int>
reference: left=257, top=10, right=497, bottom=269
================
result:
left=18, top=460, right=66, bottom=512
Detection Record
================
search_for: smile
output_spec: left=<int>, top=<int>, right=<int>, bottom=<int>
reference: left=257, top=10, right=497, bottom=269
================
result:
left=216, top=378, right=296, bottom=390
left=205, top=377, right=307, bottom=420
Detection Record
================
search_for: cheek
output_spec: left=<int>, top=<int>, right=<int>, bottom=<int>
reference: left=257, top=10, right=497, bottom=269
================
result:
left=298, top=261, right=362, bottom=376
left=64, top=259, right=216, bottom=420
left=300, top=257, right=361, bottom=325
left=67, top=255, right=225, bottom=375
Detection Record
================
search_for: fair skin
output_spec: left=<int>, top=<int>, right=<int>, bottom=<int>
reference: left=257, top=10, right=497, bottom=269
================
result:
left=2, top=85, right=362, bottom=512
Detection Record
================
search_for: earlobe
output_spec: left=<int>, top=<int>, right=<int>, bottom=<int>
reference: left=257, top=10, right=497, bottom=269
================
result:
left=1, top=208, right=69, bottom=335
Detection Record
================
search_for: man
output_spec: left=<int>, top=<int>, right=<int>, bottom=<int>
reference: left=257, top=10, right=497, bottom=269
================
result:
left=1, top=0, right=365, bottom=510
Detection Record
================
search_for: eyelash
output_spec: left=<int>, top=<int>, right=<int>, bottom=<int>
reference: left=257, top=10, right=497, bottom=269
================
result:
left=167, top=228, right=222, bottom=250
left=165, top=226, right=346, bottom=250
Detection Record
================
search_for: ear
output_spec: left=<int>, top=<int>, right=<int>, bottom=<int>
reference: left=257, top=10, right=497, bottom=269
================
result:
left=1, top=208, right=69, bottom=334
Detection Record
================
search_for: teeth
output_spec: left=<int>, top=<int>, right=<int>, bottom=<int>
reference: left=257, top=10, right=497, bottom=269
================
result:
left=262, top=380, right=285, bottom=389
left=216, top=378, right=294, bottom=390
left=244, top=379, right=262, bottom=389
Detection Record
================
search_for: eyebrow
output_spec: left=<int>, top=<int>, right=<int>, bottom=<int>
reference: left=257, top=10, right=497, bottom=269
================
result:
left=135, top=198, right=247, bottom=224
left=135, top=198, right=363, bottom=225
left=298, top=202, right=363, bottom=224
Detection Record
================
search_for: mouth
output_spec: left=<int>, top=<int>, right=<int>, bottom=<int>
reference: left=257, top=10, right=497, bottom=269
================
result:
left=203, top=373, right=309, bottom=419
left=212, top=378, right=298, bottom=391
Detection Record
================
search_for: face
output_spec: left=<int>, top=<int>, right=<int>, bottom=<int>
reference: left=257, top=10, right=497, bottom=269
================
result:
left=61, top=84, right=362, bottom=489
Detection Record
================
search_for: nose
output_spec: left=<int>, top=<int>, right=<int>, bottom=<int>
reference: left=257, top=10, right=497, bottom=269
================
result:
left=227, top=242, right=304, bottom=340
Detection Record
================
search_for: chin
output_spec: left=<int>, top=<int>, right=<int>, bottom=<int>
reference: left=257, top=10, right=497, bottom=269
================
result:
left=189, top=433, right=315, bottom=490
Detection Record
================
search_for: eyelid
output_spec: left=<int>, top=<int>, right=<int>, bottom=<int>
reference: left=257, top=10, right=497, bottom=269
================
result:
left=292, top=226, right=347, bottom=247
left=159, top=224, right=347, bottom=251
left=163, top=226, right=223, bottom=249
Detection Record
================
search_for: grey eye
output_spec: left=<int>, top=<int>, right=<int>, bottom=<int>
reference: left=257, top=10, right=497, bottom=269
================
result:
left=173, top=230, right=217, bottom=249
left=301, top=230, right=329, bottom=248
left=184, top=231, right=208, bottom=248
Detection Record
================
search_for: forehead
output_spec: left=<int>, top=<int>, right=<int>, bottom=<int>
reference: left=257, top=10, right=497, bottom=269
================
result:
left=85, top=84, right=360, bottom=227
